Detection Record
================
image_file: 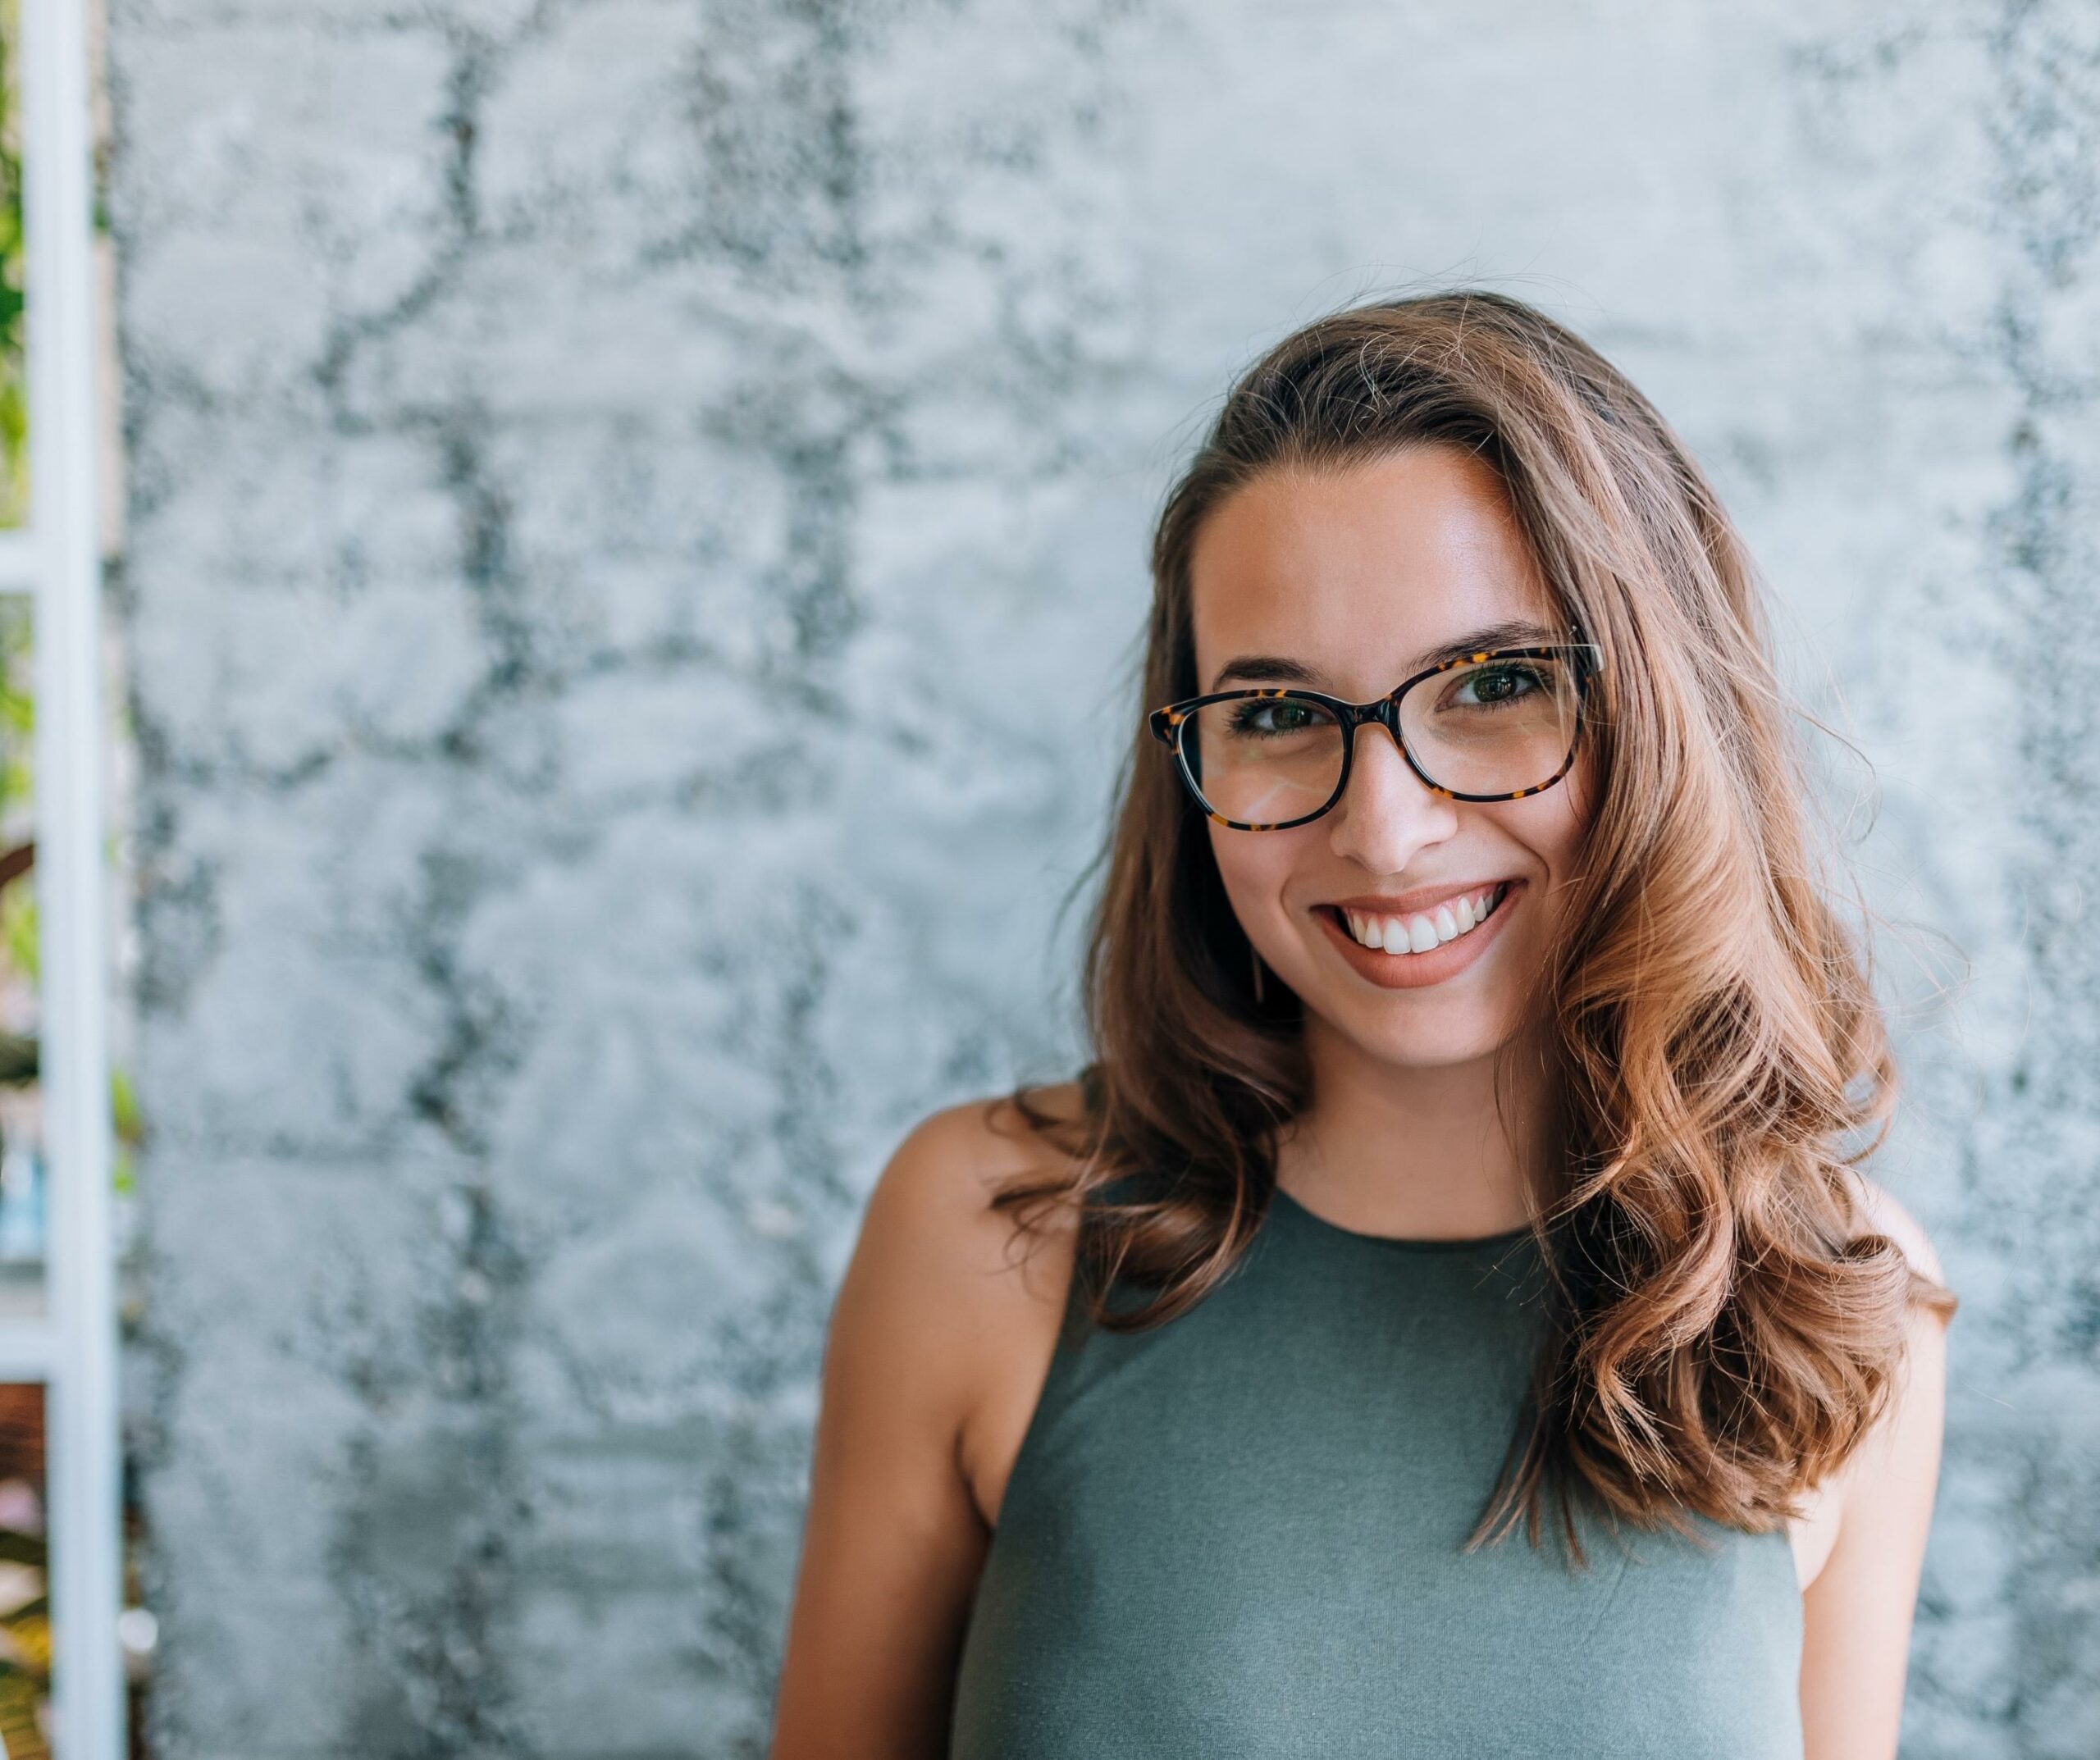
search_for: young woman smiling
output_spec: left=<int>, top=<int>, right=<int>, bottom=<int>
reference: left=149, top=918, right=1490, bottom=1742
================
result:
left=769, top=291, right=1956, bottom=1760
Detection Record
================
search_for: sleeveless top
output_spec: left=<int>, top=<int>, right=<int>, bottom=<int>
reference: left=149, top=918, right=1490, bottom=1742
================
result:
left=948, top=1180, right=1804, bottom=1759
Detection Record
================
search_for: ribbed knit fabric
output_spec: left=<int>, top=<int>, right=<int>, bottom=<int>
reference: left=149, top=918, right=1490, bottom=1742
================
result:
left=948, top=1182, right=1802, bottom=1758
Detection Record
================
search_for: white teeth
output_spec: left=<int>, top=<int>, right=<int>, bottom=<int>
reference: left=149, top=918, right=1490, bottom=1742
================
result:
left=1340, top=884, right=1507, bottom=955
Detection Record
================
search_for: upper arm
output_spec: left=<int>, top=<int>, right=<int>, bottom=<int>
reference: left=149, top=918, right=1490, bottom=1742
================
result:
left=1797, top=1179, right=1952, bottom=1760
left=769, top=1106, right=1014, bottom=1760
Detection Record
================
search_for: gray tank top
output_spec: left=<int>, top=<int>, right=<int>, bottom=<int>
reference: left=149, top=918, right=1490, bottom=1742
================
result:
left=948, top=1180, right=1803, bottom=1758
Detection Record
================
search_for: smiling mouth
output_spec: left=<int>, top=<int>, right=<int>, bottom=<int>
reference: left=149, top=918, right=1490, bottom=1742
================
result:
left=1317, top=882, right=1512, bottom=956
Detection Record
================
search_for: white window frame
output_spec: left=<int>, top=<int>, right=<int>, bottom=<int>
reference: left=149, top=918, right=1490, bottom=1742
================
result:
left=0, top=0, right=124, bottom=1752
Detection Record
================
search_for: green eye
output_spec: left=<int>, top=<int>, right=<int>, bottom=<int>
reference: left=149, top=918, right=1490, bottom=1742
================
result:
left=1453, top=664, right=1545, bottom=707
left=1226, top=699, right=1321, bottom=736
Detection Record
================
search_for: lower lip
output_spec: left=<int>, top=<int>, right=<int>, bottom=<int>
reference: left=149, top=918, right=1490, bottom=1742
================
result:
left=1313, top=882, right=1522, bottom=991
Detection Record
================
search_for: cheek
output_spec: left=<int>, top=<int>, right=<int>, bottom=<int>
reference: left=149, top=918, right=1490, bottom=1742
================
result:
left=1207, top=823, right=1303, bottom=921
left=1570, top=741, right=1602, bottom=815
left=1540, top=801, right=1591, bottom=880
left=1495, top=781, right=1592, bottom=959
left=1528, top=750, right=1597, bottom=873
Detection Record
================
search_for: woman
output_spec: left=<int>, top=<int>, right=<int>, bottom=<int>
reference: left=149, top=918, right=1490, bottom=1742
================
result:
left=769, top=290, right=1956, bottom=1759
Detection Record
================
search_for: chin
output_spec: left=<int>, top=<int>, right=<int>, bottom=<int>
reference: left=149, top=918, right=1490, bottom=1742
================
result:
left=1326, top=1004, right=1524, bottom=1070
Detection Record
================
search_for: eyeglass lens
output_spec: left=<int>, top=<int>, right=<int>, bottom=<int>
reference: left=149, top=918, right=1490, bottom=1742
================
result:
left=1179, top=654, right=1583, bottom=823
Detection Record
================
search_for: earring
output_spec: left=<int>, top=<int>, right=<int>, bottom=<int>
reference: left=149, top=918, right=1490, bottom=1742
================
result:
left=1251, top=944, right=1266, bottom=1004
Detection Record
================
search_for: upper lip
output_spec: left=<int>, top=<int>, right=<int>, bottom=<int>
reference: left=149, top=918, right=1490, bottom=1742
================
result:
left=1321, top=878, right=1519, bottom=919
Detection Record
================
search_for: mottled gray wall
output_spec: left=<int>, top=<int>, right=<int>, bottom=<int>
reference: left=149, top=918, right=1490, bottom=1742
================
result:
left=106, top=0, right=2096, bottom=1754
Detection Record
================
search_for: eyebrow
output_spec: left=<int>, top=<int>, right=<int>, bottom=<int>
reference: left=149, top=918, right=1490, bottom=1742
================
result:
left=1207, top=618, right=1567, bottom=693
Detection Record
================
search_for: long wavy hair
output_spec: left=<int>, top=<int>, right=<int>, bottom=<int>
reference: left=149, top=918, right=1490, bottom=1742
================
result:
left=987, top=287, right=1956, bottom=1551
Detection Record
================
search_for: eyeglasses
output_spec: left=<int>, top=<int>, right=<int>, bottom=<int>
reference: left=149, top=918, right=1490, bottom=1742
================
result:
left=1148, top=642, right=1602, bottom=830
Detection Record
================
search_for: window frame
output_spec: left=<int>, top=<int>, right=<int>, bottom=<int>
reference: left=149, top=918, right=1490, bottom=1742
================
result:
left=0, top=0, right=126, bottom=1750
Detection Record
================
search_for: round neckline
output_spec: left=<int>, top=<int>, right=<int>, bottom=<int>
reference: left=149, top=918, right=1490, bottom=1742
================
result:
left=1268, top=1183, right=1538, bottom=1255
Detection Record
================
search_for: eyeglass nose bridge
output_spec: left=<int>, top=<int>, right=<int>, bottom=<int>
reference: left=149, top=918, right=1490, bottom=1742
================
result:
left=1352, top=693, right=1404, bottom=742
left=1333, top=692, right=1445, bottom=801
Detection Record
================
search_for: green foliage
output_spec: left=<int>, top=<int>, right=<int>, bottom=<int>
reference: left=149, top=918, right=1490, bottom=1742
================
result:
left=0, top=3, right=131, bottom=1245
left=0, top=599, right=27, bottom=799
left=0, top=885, right=30, bottom=989
left=110, top=1063, right=138, bottom=1195
left=0, top=598, right=30, bottom=993
left=0, top=0, right=25, bottom=529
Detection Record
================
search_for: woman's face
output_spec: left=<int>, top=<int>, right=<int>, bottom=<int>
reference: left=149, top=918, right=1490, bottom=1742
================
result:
left=1186, top=445, right=1596, bottom=1070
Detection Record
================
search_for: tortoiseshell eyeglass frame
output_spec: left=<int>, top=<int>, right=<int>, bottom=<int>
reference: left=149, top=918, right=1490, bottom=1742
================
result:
left=1146, top=641, right=1605, bottom=831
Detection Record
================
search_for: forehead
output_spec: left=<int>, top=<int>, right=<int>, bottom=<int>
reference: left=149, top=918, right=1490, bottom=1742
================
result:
left=1186, top=446, right=1556, bottom=694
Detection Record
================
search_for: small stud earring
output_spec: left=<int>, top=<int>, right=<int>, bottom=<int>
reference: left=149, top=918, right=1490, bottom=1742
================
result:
left=1251, top=944, right=1266, bottom=1004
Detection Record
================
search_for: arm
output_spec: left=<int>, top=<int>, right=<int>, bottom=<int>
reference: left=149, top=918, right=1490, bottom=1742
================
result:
left=1797, top=1182, right=1952, bottom=1760
left=768, top=1110, right=1007, bottom=1760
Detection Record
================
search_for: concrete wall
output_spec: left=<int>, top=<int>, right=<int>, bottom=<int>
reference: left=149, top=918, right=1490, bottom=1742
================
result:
left=107, top=0, right=2097, bottom=1753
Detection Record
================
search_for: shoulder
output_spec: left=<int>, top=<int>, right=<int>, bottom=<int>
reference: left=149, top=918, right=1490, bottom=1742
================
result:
left=1828, top=1168, right=1952, bottom=1521
left=835, top=1084, right=1093, bottom=1527
left=836, top=1082, right=1091, bottom=1396
left=1789, top=1171, right=1952, bottom=1597
left=1845, top=1170, right=1950, bottom=1294
left=774, top=1089, right=1093, bottom=1748
left=1838, top=1169, right=1952, bottom=1419
left=859, top=1081, right=1090, bottom=1279
left=1794, top=1173, right=1953, bottom=1741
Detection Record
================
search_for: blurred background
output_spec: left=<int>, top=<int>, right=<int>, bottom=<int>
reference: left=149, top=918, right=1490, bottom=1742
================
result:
left=0, top=0, right=2091, bottom=1754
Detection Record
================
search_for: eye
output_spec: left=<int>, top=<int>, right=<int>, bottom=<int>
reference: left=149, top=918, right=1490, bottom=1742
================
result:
left=1447, top=662, right=1549, bottom=709
left=1226, top=697, right=1322, bottom=736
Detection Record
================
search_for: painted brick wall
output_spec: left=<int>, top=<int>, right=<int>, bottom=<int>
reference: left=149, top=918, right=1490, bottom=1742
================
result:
left=107, top=1, right=2097, bottom=1753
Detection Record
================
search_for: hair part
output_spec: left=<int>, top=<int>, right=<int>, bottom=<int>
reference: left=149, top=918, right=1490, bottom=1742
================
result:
left=988, top=286, right=1956, bottom=1554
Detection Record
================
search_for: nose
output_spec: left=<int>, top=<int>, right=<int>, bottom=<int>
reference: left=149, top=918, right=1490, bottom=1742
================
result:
left=1325, top=719, right=1459, bottom=872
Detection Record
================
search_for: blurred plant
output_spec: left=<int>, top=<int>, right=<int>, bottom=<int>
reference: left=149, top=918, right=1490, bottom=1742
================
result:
left=0, top=1521, right=48, bottom=1760
left=0, top=596, right=33, bottom=1198
left=0, top=601, right=141, bottom=1210
left=0, top=1384, right=45, bottom=1760
left=0, top=0, right=24, bottom=529
left=0, top=599, right=30, bottom=1083
left=0, top=2, right=136, bottom=1753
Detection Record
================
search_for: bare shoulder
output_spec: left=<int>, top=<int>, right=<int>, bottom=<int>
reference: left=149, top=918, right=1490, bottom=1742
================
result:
left=1837, top=1169, right=1953, bottom=1452
left=844, top=1083, right=1090, bottom=1417
left=1794, top=1174, right=1955, bottom=1754
left=856, top=1083, right=1093, bottom=1528
left=1847, top=1170, right=1950, bottom=1294
left=773, top=1086, right=1093, bottom=1755
left=861, top=1081, right=1090, bottom=1292
left=1841, top=1170, right=1952, bottom=1429
left=1789, top=1172, right=1952, bottom=1595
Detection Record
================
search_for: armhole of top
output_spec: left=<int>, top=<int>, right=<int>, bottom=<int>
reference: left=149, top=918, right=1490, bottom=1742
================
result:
left=990, top=1166, right=1137, bottom=1528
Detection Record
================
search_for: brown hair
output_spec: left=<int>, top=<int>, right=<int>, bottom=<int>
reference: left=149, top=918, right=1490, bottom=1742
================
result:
left=988, top=287, right=1956, bottom=1551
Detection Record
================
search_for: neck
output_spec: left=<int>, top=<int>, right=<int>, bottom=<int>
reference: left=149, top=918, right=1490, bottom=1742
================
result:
left=1276, top=1016, right=1561, bottom=1239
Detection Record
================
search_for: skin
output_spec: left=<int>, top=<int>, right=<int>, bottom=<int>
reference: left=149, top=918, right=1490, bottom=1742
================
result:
left=769, top=446, right=1952, bottom=1760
